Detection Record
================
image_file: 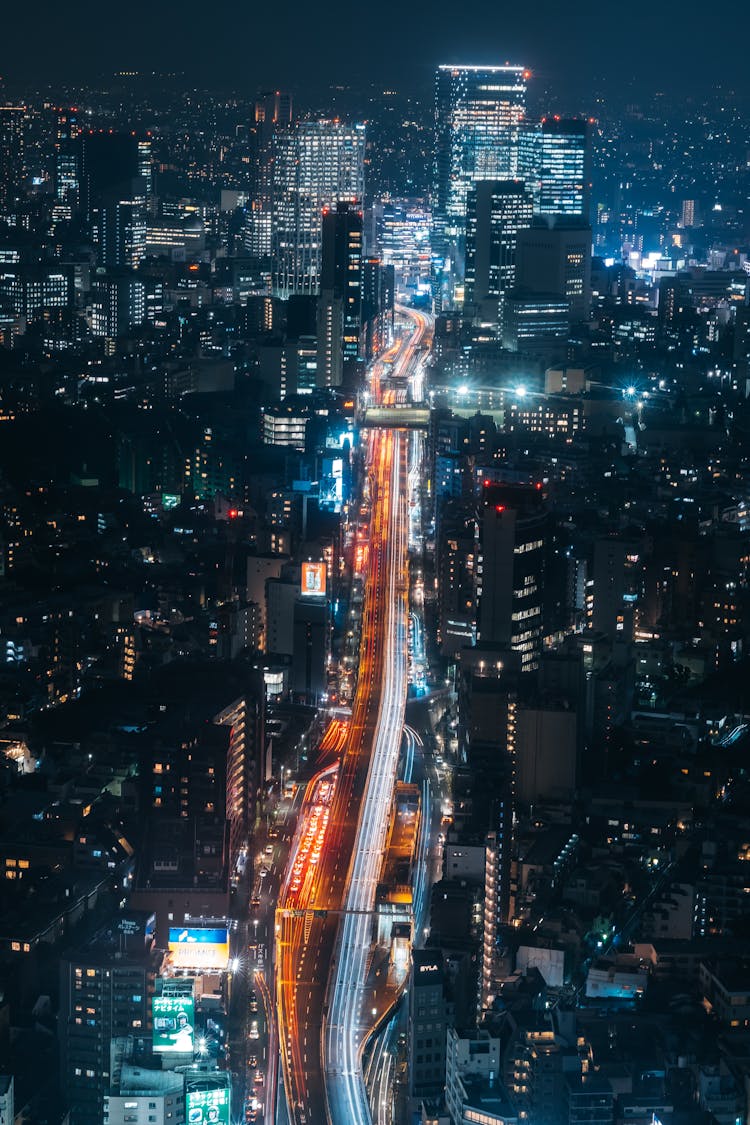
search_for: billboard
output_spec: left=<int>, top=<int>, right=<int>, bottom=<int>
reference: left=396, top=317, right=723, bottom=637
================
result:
left=301, top=560, right=326, bottom=598
left=186, top=1086, right=230, bottom=1125
left=168, top=927, right=230, bottom=970
left=152, top=993, right=195, bottom=1054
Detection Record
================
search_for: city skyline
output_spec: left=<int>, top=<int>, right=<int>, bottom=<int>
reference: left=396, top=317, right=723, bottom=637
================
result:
left=1, top=26, right=750, bottom=1125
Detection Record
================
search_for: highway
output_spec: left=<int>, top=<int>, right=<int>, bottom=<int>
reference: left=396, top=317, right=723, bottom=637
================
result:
left=323, top=421, right=409, bottom=1123
left=275, top=308, right=432, bottom=1125
left=324, top=309, right=431, bottom=1124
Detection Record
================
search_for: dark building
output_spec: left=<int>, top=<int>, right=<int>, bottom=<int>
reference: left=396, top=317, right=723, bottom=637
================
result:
left=477, top=482, right=548, bottom=672
left=320, top=201, right=363, bottom=385
left=81, top=133, right=151, bottom=268
left=589, top=537, right=640, bottom=645
left=291, top=593, right=328, bottom=701
left=516, top=216, right=592, bottom=322
left=463, top=180, right=533, bottom=328
left=286, top=293, right=318, bottom=339
left=81, top=133, right=150, bottom=217
left=502, top=288, right=570, bottom=360
left=0, top=106, right=25, bottom=215
left=59, top=918, right=161, bottom=1125
left=362, top=256, right=395, bottom=360
left=408, top=949, right=448, bottom=1108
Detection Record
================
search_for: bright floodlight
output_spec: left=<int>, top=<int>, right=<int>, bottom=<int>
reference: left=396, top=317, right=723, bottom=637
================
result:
left=625, top=385, right=636, bottom=397
left=516, top=384, right=527, bottom=398
left=457, top=384, right=468, bottom=395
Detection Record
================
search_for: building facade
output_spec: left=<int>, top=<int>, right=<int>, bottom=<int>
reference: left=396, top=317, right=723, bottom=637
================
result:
left=519, top=118, right=591, bottom=218
left=464, top=181, right=533, bottom=329
left=271, top=120, right=365, bottom=298
left=434, top=65, right=528, bottom=266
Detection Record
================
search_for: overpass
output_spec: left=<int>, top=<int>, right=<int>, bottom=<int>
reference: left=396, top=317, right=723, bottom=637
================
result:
left=362, top=405, right=431, bottom=430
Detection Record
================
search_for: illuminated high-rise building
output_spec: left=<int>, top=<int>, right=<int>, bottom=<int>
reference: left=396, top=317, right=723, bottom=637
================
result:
left=54, top=107, right=81, bottom=204
left=0, top=106, right=26, bottom=215
left=433, top=65, right=528, bottom=266
left=463, top=179, right=533, bottom=328
left=246, top=90, right=293, bottom=257
left=271, top=120, right=365, bottom=298
left=519, top=117, right=591, bottom=218
left=91, top=270, right=146, bottom=340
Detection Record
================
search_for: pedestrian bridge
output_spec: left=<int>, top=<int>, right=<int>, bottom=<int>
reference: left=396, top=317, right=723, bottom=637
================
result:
left=361, top=405, right=431, bottom=430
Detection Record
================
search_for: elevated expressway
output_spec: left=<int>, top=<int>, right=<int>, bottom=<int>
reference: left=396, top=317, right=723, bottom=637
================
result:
left=276, top=308, right=431, bottom=1125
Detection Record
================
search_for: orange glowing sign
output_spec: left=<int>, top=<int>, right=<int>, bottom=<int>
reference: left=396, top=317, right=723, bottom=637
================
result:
left=301, top=561, right=326, bottom=598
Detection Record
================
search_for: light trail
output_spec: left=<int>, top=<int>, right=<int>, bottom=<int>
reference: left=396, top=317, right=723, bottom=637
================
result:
left=324, top=426, right=409, bottom=1125
left=365, top=1012, right=398, bottom=1125
left=276, top=763, right=339, bottom=1123
left=401, top=724, right=423, bottom=786
left=275, top=308, right=432, bottom=1125
left=323, top=310, right=431, bottom=1125
left=255, top=968, right=278, bottom=1124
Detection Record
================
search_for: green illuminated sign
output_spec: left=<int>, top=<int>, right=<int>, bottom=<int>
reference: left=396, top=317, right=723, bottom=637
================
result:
left=152, top=993, right=195, bottom=1054
left=186, top=1085, right=230, bottom=1125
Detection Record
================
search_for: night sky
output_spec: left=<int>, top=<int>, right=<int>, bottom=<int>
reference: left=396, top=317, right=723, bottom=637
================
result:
left=3, top=0, right=749, bottom=97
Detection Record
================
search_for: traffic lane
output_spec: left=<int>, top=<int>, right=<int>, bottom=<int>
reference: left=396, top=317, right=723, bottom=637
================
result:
left=277, top=415, right=401, bottom=1122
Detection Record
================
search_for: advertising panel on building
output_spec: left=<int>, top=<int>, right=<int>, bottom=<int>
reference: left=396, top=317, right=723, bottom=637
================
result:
left=152, top=993, right=195, bottom=1053
left=186, top=1085, right=230, bottom=1125
left=167, top=927, right=230, bottom=970
left=301, top=560, right=326, bottom=597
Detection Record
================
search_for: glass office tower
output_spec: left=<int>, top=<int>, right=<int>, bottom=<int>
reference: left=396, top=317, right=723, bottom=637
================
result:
left=433, top=64, right=528, bottom=264
left=271, top=120, right=365, bottom=299
left=518, top=117, right=590, bottom=218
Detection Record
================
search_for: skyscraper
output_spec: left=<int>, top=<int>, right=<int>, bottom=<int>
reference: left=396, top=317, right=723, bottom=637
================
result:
left=54, top=107, right=81, bottom=205
left=246, top=90, right=293, bottom=257
left=361, top=256, right=394, bottom=360
left=0, top=106, right=26, bottom=216
left=81, top=133, right=150, bottom=220
left=316, top=292, right=345, bottom=389
left=82, top=133, right=151, bottom=269
left=433, top=65, right=528, bottom=267
left=320, top=201, right=363, bottom=384
left=408, top=950, right=448, bottom=1106
left=271, top=120, right=365, bottom=299
left=463, top=180, right=533, bottom=327
left=516, top=216, right=592, bottom=322
left=519, top=117, right=591, bottom=218
left=476, top=482, right=548, bottom=671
